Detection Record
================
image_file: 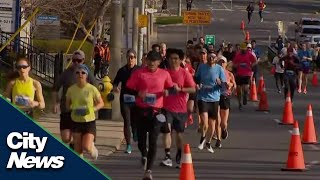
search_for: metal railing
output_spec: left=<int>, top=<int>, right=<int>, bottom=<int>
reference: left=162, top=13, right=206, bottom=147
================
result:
left=0, top=32, right=63, bottom=87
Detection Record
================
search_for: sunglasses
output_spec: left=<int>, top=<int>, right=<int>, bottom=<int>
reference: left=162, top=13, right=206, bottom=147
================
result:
left=72, top=59, right=83, bottom=63
left=76, top=71, right=86, bottom=75
left=16, top=65, right=29, bottom=69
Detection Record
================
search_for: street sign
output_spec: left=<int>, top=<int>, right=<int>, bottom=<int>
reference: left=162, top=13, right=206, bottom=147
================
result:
left=145, top=8, right=157, bottom=14
left=183, top=10, right=212, bottom=25
left=205, top=35, right=215, bottom=45
left=138, top=15, right=148, bottom=28
left=0, top=0, right=15, bottom=33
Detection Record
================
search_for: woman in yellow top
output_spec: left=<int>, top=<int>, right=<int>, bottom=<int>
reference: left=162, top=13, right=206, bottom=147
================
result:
left=66, top=64, right=104, bottom=160
left=4, top=58, right=45, bottom=117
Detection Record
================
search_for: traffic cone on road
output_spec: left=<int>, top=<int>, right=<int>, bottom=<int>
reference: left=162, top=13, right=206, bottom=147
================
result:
left=311, top=71, right=318, bottom=87
left=249, top=79, right=258, bottom=102
left=257, top=75, right=265, bottom=95
left=240, top=20, right=245, bottom=30
left=279, top=92, right=295, bottom=125
left=302, top=104, right=318, bottom=144
left=256, top=87, right=269, bottom=112
left=179, top=144, right=195, bottom=180
left=245, top=31, right=250, bottom=42
left=281, top=121, right=307, bottom=171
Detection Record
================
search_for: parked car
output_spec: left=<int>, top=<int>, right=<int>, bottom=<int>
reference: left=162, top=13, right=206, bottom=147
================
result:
left=295, top=25, right=320, bottom=45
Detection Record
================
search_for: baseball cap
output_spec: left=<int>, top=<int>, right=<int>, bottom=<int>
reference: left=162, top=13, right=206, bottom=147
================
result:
left=72, top=50, right=85, bottom=60
left=147, top=50, right=162, bottom=61
left=200, top=48, right=207, bottom=54
left=247, top=43, right=252, bottom=48
left=218, top=56, right=227, bottom=63
left=240, top=42, right=247, bottom=50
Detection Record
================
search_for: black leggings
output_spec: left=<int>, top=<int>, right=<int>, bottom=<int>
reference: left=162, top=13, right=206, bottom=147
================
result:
left=259, top=10, right=263, bottom=19
left=248, top=12, right=253, bottom=22
left=136, top=107, right=161, bottom=171
left=274, top=72, right=284, bottom=91
left=284, top=73, right=296, bottom=101
left=120, top=102, right=136, bottom=145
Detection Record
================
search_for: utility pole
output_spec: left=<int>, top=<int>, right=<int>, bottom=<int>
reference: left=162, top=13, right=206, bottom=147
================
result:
left=138, top=0, right=146, bottom=65
left=178, top=0, right=182, bottom=16
left=126, top=0, right=133, bottom=50
left=132, top=7, right=139, bottom=56
left=109, top=0, right=122, bottom=120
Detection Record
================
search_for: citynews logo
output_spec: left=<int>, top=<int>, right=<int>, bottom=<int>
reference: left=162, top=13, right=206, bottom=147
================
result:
left=6, top=132, right=65, bottom=169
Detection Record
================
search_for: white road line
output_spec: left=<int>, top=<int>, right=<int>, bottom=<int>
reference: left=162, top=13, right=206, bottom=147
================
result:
left=306, top=161, right=319, bottom=168
left=288, top=130, right=293, bottom=134
left=221, top=2, right=228, bottom=10
left=273, top=119, right=281, bottom=123
left=309, top=144, right=320, bottom=151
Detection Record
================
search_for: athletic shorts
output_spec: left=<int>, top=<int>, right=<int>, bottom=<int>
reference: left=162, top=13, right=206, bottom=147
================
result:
left=72, top=120, right=96, bottom=135
left=219, top=95, right=231, bottom=110
left=197, top=100, right=219, bottom=120
left=235, top=76, right=251, bottom=85
left=161, top=110, right=188, bottom=133
left=60, top=112, right=74, bottom=130
left=188, top=93, right=196, bottom=101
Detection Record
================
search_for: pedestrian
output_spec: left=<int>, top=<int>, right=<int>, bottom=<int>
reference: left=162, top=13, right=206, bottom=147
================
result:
left=53, top=50, right=98, bottom=149
left=113, top=49, right=140, bottom=154
left=160, top=48, right=196, bottom=168
left=126, top=50, right=175, bottom=180
left=186, top=0, right=193, bottom=11
left=65, top=64, right=104, bottom=160
left=258, top=0, right=266, bottom=22
left=232, top=42, right=257, bottom=110
left=246, top=2, right=254, bottom=24
left=217, top=56, right=236, bottom=140
left=297, top=43, right=312, bottom=94
left=272, top=52, right=285, bottom=93
left=4, top=57, right=45, bottom=118
left=93, top=39, right=105, bottom=77
left=280, top=47, right=300, bottom=101
left=251, top=40, right=261, bottom=81
left=196, top=52, right=226, bottom=152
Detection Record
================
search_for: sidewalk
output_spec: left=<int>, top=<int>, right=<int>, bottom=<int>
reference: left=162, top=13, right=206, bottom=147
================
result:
left=37, top=113, right=124, bottom=157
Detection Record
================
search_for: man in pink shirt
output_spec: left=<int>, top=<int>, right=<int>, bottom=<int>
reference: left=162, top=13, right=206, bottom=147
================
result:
left=126, top=50, right=175, bottom=180
left=160, top=49, right=196, bottom=169
left=233, top=42, right=257, bottom=110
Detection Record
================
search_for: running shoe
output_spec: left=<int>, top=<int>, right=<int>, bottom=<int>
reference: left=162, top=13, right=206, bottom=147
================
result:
left=125, top=144, right=132, bottom=154
left=90, top=143, right=99, bottom=160
left=206, top=142, right=214, bottom=153
left=142, top=170, right=153, bottom=180
left=175, top=152, right=181, bottom=169
left=221, top=129, right=229, bottom=140
left=215, top=140, right=222, bottom=148
left=160, top=156, right=173, bottom=167
left=198, top=137, right=206, bottom=150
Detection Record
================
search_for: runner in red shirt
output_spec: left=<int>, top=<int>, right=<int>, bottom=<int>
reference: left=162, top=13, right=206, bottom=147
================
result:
left=160, top=49, right=196, bottom=169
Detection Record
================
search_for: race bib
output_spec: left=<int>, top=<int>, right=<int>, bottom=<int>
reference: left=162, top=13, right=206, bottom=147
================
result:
left=15, top=96, right=30, bottom=107
left=202, top=85, right=214, bottom=92
left=144, top=93, right=157, bottom=105
left=123, top=94, right=136, bottom=103
left=239, top=63, right=247, bottom=68
left=74, top=106, right=89, bottom=116
left=155, top=113, right=166, bottom=123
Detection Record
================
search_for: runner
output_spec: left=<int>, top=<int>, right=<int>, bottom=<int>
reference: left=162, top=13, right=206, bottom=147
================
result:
left=246, top=2, right=254, bottom=24
left=272, top=52, right=285, bottom=93
left=113, top=49, right=139, bottom=154
left=196, top=52, right=226, bottom=152
left=258, top=0, right=266, bottom=22
left=65, top=64, right=104, bottom=160
left=53, top=50, right=98, bottom=149
left=217, top=56, right=236, bottom=140
left=160, top=48, right=196, bottom=168
left=232, top=42, right=257, bottom=110
left=297, top=43, right=312, bottom=94
left=126, top=50, right=175, bottom=180
left=280, top=47, right=300, bottom=101
left=4, top=58, right=45, bottom=118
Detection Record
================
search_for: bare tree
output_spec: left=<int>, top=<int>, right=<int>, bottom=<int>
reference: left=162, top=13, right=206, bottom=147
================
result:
left=22, top=0, right=112, bottom=43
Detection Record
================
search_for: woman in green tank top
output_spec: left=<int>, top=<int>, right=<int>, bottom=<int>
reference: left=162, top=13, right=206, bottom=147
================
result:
left=4, top=58, right=45, bottom=117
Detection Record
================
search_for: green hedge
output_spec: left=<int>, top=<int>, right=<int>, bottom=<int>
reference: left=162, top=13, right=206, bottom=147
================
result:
left=32, top=39, right=94, bottom=61
left=155, top=16, right=183, bottom=25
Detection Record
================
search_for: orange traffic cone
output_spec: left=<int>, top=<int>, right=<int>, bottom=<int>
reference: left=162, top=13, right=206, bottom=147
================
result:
left=282, top=121, right=307, bottom=171
left=302, top=104, right=318, bottom=144
left=311, top=71, right=318, bottom=87
left=179, top=144, right=195, bottom=180
left=256, top=87, right=269, bottom=112
left=257, top=75, right=265, bottom=95
left=240, top=20, right=245, bottom=30
left=245, top=31, right=250, bottom=42
left=279, top=92, right=295, bottom=125
left=249, top=79, right=258, bottom=102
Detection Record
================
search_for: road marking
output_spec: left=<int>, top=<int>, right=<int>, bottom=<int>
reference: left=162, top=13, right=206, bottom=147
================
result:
left=288, top=130, right=293, bottom=134
left=273, top=119, right=281, bottom=123
left=309, top=144, right=320, bottom=151
left=221, top=2, right=228, bottom=10
left=306, top=161, right=319, bottom=168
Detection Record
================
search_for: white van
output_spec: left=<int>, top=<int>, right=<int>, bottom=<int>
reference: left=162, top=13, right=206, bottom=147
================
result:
left=295, top=18, right=320, bottom=27
left=295, top=25, right=320, bottom=45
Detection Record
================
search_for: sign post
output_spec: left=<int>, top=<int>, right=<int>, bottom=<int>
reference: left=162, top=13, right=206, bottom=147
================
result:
left=183, top=10, right=212, bottom=42
left=138, top=15, right=148, bottom=28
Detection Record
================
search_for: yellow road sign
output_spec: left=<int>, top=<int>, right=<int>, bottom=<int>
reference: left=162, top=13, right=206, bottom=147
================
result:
left=138, top=15, right=148, bottom=27
left=183, top=10, right=212, bottom=25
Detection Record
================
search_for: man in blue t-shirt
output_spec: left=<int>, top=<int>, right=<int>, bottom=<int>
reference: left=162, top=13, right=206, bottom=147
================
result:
left=195, top=53, right=226, bottom=153
left=297, top=43, right=312, bottom=94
